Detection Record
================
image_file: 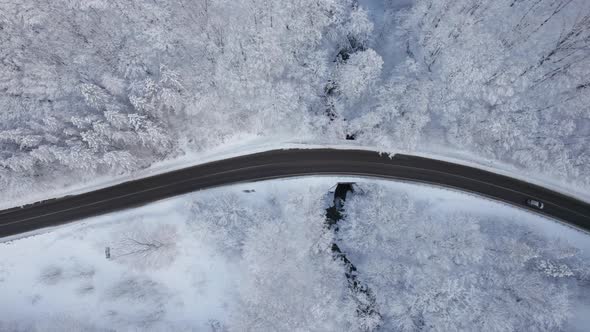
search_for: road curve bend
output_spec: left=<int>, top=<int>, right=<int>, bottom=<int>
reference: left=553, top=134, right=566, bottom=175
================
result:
left=1, top=149, right=589, bottom=237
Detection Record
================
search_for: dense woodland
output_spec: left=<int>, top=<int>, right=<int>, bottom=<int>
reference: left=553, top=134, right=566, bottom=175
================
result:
left=340, top=184, right=587, bottom=331
left=1, top=1, right=589, bottom=330
left=369, top=0, right=590, bottom=186
left=0, top=0, right=353, bottom=197
left=1, top=0, right=589, bottom=200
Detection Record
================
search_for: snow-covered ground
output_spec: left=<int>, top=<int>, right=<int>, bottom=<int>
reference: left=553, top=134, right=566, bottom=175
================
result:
left=1, top=178, right=588, bottom=331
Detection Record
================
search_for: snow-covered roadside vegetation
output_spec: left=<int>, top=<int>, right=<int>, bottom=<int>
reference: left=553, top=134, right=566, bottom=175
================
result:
left=355, top=0, right=590, bottom=190
left=1, top=178, right=588, bottom=331
left=1, top=0, right=589, bottom=204
left=340, top=183, right=590, bottom=331
left=0, top=0, right=347, bottom=200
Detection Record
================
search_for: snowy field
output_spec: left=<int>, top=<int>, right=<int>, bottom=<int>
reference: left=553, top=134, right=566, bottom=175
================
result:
left=1, top=178, right=588, bottom=331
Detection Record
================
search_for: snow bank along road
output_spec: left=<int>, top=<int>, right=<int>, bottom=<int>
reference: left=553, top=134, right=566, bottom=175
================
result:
left=1, top=149, right=589, bottom=238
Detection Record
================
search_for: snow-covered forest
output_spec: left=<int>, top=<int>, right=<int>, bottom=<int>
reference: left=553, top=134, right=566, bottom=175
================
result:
left=2, top=0, right=589, bottom=329
left=1, top=179, right=589, bottom=331
left=1, top=0, right=589, bottom=202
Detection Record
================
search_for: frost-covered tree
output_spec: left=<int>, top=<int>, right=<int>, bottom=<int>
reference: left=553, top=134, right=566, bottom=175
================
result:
left=229, top=191, right=362, bottom=331
left=337, top=183, right=584, bottom=331
left=352, top=61, right=432, bottom=150
left=111, top=221, right=178, bottom=270
left=336, top=49, right=383, bottom=102
left=0, top=0, right=362, bottom=202
left=188, top=192, right=274, bottom=254
left=361, top=0, right=590, bottom=187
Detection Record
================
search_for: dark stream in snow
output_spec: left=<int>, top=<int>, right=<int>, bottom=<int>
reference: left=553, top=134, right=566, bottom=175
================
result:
left=325, top=183, right=382, bottom=329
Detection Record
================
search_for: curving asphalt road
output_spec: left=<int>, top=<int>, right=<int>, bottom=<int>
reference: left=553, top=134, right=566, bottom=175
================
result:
left=1, top=149, right=590, bottom=238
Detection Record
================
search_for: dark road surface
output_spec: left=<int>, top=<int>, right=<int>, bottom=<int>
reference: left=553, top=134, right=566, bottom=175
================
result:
left=1, top=149, right=590, bottom=238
